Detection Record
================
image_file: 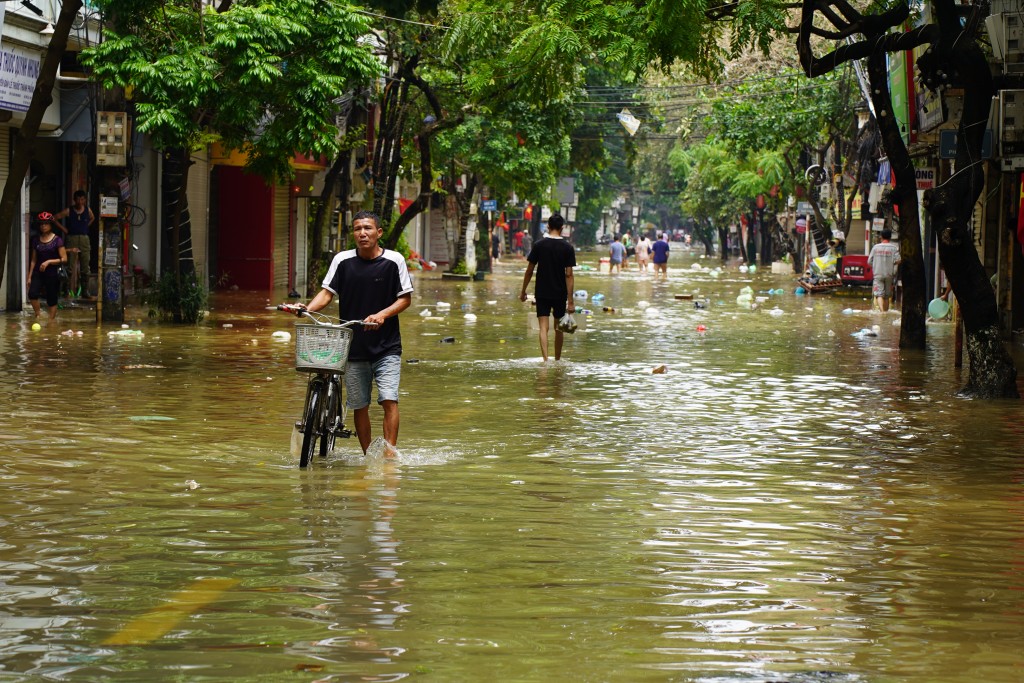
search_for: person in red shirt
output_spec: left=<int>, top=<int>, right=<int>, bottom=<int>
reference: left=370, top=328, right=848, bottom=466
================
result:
left=513, top=229, right=524, bottom=256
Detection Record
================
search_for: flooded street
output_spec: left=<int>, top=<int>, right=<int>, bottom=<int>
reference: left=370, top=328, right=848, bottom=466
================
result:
left=2, top=250, right=1023, bottom=681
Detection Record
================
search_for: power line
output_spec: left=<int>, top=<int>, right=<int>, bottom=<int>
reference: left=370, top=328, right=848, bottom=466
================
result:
left=353, top=9, right=448, bottom=30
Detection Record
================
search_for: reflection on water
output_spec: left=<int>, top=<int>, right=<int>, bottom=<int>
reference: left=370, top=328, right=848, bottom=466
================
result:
left=1, top=253, right=1023, bottom=681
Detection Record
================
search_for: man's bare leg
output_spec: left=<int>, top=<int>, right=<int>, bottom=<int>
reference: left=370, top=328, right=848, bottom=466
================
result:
left=538, top=316, right=550, bottom=361
left=353, top=406, right=372, bottom=453
left=381, top=400, right=399, bottom=448
left=554, top=328, right=565, bottom=360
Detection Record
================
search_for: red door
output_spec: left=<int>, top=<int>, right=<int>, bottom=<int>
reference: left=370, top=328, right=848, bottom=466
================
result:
left=216, top=166, right=274, bottom=289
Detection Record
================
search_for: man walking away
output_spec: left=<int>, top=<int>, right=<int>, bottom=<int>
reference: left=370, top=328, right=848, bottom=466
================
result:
left=635, top=233, right=652, bottom=272
left=868, top=228, right=900, bottom=312
left=519, top=213, right=576, bottom=361
left=651, top=233, right=670, bottom=278
left=608, top=234, right=625, bottom=274
left=299, top=210, right=413, bottom=453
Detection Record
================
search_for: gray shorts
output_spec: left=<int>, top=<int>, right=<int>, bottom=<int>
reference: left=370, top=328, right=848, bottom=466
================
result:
left=873, top=276, right=894, bottom=298
left=345, top=355, right=401, bottom=409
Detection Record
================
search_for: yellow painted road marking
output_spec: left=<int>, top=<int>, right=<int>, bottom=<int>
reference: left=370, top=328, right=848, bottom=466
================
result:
left=103, top=578, right=239, bottom=645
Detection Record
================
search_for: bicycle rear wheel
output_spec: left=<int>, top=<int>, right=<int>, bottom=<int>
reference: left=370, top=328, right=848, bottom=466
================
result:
left=299, top=380, right=323, bottom=468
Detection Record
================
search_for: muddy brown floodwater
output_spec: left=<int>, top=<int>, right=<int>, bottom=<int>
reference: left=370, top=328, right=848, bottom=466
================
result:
left=1, top=251, right=1022, bottom=681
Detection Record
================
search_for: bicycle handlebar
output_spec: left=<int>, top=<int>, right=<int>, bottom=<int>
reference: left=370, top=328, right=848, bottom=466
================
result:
left=275, top=304, right=377, bottom=328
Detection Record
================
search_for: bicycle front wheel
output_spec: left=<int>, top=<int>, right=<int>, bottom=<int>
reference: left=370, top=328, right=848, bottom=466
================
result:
left=319, top=378, right=341, bottom=458
left=299, top=380, right=323, bottom=468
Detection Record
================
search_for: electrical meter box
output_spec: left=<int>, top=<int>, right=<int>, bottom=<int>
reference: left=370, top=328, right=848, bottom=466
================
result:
left=96, top=112, right=130, bottom=166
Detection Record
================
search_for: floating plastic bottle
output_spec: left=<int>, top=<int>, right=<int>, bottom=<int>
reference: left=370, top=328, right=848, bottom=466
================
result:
left=592, top=293, right=606, bottom=302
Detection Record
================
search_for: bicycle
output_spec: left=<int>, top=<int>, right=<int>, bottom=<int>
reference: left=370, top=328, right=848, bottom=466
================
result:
left=277, top=304, right=368, bottom=467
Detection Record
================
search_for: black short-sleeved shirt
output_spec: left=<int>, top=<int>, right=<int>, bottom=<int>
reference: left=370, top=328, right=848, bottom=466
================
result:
left=527, top=235, right=576, bottom=301
left=322, top=249, right=414, bottom=362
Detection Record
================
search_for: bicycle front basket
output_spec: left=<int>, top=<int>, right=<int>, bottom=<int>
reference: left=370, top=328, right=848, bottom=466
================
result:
left=294, top=324, right=353, bottom=372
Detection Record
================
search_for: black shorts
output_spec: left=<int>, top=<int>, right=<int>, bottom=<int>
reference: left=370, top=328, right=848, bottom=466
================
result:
left=29, top=274, right=60, bottom=307
left=535, top=297, right=566, bottom=319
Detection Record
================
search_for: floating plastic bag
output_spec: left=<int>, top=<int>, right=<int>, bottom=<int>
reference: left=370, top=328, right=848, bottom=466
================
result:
left=616, top=109, right=641, bottom=136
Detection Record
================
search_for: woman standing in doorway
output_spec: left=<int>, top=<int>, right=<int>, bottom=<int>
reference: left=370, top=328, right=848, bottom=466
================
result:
left=27, top=212, right=68, bottom=320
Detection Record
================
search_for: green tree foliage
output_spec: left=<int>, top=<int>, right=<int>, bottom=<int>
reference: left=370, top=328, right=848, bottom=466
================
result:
left=670, top=141, right=746, bottom=231
left=437, top=103, right=573, bottom=203
left=83, top=0, right=381, bottom=181
left=704, top=69, right=850, bottom=155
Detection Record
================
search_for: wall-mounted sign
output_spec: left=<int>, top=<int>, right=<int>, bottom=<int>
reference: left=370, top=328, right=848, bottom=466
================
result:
left=915, top=167, right=936, bottom=190
left=0, top=44, right=41, bottom=113
left=939, top=129, right=993, bottom=159
left=100, top=196, right=119, bottom=218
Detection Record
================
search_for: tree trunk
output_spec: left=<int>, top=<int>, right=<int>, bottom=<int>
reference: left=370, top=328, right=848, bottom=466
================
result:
left=455, top=174, right=479, bottom=274
left=307, top=150, right=349, bottom=295
left=372, top=58, right=415, bottom=231
left=921, top=2, right=1018, bottom=397
left=718, top=226, right=729, bottom=262
left=0, top=0, right=83, bottom=290
left=699, top=231, right=714, bottom=256
left=866, top=50, right=927, bottom=349
left=383, top=114, right=463, bottom=250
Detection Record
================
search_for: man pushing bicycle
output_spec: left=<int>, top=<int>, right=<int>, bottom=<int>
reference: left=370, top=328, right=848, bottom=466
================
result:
left=292, top=210, right=413, bottom=454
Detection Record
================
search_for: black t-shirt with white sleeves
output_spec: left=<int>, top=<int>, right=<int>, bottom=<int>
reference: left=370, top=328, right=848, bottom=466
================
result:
left=322, top=249, right=414, bottom=362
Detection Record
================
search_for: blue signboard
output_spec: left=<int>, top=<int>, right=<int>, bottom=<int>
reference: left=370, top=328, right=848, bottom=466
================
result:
left=939, top=129, right=993, bottom=159
left=481, top=199, right=498, bottom=212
